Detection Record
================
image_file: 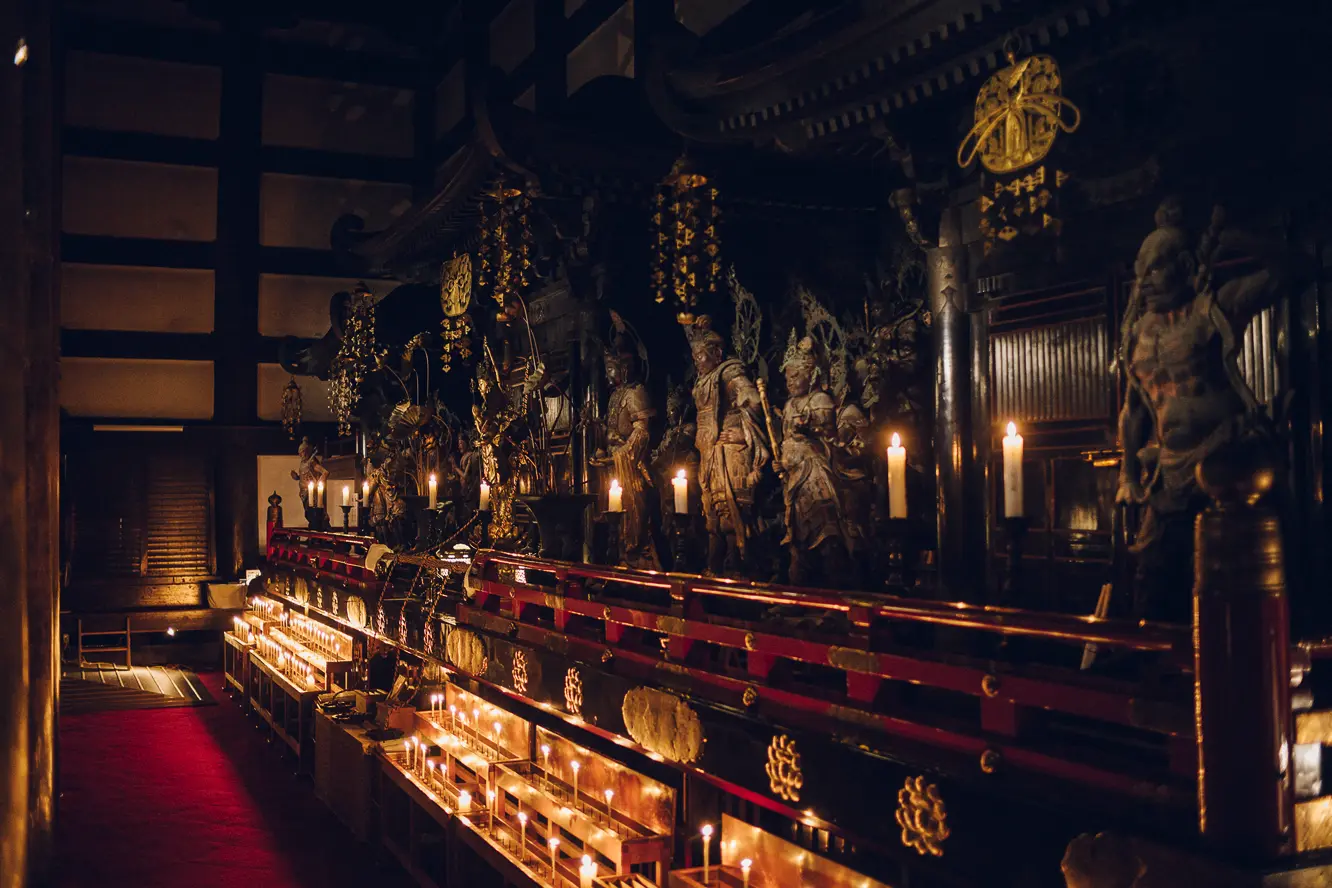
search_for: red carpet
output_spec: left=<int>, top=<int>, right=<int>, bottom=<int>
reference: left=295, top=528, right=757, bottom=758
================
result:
left=57, top=672, right=413, bottom=888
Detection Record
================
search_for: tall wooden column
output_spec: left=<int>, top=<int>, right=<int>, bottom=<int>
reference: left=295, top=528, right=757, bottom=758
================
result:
left=214, top=17, right=263, bottom=577
left=23, top=0, right=60, bottom=880
left=0, top=0, right=33, bottom=883
left=928, top=209, right=976, bottom=599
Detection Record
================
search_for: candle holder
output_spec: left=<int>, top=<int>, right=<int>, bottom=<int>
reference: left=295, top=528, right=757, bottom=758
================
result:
left=604, top=511, right=624, bottom=566
left=304, top=505, right=327, bottom=532
left=883, top=518, right=913, bottom=591
left=479, top=510, right=492, bottom=549
left=669, top=510, right=691, bottom=572
left=340, top=504, right=352, bottom=531
left=1000, top=516, right=1029, bottom=607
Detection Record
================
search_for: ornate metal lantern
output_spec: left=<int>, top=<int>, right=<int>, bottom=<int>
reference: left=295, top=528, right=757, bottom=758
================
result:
left=651, top=156, right=722, bottom=325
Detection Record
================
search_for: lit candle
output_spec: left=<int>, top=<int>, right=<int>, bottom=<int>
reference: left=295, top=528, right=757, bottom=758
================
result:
left=887, top=432, right=907, bottom=519
left=428, top=472, right=438, bottom=509
left=607, top=479, right=623, bottom=513
left=316, top=479, right=325, bottom=508
left=406, top=737, right=415, bottom=769
left=571, top=760, right=580, bottom=805
left=307, top=480, right=315, bottom=505
left=673, top=468, right=688, bottom=514
left=580, top=854, right=597, bottom=888
left=741, top=857, right=752, bottom=888
left=549, top=837, right=560, bottom=878
left=492, top=721, right=502, bottom=752
left=450, top=704, right=457, bottom=732
left=701, top=824, right=713, bottom=882
left=518, top=811, right=528, bottom=855
left=479, top=481, right=490, bottom=511
left=342, top=484, right=350, bottom=507
left=362, top=479, right=369, bottom=501
left=472, top=708, right=479, bottom=731
left=459, top=790, right=472, bottom=813
left=427, top=760, right=435, bottom=790
left=1002, top=421, right=1024, bottom=518
left=487, top=789, right=496, bottom=816
left=603, top=788, right=614, bottom=820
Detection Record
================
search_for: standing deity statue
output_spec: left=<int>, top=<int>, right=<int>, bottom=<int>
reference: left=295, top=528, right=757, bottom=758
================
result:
left=688, top=317, right=770, bottom=575
left=651, top=378, right=700, bottom=525
left=835, top=358, right=875, bottom=559
left=455, top=433, right=482, bottom=508
left=290, top=436, right=330, bottom=508
left=591, top=314, right=660, bottom=568
left=1117, top=197, right=1304, bottom=621
left=364, top=445, right=406, bottom=544
left=778, top=336, right=851, bottom=584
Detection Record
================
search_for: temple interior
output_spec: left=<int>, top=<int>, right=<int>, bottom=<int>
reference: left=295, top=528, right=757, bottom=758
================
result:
left=2, top=0, right=1331, bottom=886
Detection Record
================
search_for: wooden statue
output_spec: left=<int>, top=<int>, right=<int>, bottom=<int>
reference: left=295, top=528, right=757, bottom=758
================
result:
left=835, top=364, right=874, bottom=564
left=364, top=445, right=407, bottom=545
left=778, top=335, right=850, bottom=584
left=651, top=378, right=699, bottom=525
left=1117, top=197, right=1303, bottom=621
left=290, top=436, right=329, bottom=508
left=591, top=313, right=660, bottom=568
left=687, top=317, right=770, bottom=575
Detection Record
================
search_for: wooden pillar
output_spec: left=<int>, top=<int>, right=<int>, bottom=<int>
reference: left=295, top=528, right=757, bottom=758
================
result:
left=214, top=17, right=263, bottom=578
left=928, top=209, right=975, bottom=599
left=1193, top=448, right=1294, bottom=860
left=22, top=0, right=60, bottom=880
left=0, top=1, right=33, bottom=883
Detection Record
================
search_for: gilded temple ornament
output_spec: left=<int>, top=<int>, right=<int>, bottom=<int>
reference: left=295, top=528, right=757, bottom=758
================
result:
left=896, top=776, right=950, bottom=857
left=438, top=254, right=474, bottom=373
left=765, top=734, right=804, bottom=803
left=512, top=650, right=530, bottom=695
left=280, top=375, right=302, bottom=440
left=564, top=667, right=584, bottom=717
left=957, top=50, right=1081, bottom=174
left=650, top=155, right=722, bottom=325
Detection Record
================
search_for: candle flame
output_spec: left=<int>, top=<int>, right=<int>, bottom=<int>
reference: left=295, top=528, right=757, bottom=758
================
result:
left=1006, top=421, right=1017, bottom=437
left=610, top=479, right=621, bottom=491
left=890, top=432, right=901, bottom=448
left=741, top=859, right=752, bottom=870
left=675, top=468, right=686, bottom=480
left=429, top=472, right=436, bottom=484
left=701, top=824, right=713, bottom=837
left=582, top=855, right=591, bottom=865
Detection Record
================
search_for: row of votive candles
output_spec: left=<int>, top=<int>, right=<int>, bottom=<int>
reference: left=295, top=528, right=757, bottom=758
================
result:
left=249, top=596, right=282, bottom=622
left=287, top=613, right=349, bottom=660
left=255, top=633, right=322, bottom=688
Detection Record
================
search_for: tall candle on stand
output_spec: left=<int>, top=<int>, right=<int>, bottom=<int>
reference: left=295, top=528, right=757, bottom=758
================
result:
left=342, top=484, right=349, bottom=507
left=701, top=824, right=713, bottom=882
left=741, top=858, right=752, bottom=888
left=1002, top=422, right=1024, bottom=518
left=316, top=479, right=325, bottom=507
left=608, top=479, right=623, bottom=513
left=887, top=433, right=908, bottom=519
left=428, top=472, right=438, bottom=509
left=518, top=811, right=528, bottom=857
left=307, top=480, right=315, bottom=507
left=673, top=469, right=688, bottom=513
left=571, top=760, right=581, bottom=805
left=549, top=837, right=560, bottom=878
left=604, top=788, right=614, bottom=821
left=479, top=481, right=491, bottom=511
left=580, top=855, right=596, bottom=888
left=362, top=479, right=369, bottom=502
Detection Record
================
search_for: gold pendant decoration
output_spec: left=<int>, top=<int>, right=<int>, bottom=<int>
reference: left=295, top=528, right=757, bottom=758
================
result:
left=650, top=155, right=722, bottom=325
left=280, top=375, right=302, bottom=440
left=438, top=253, right=475, bottom=374
left=511, top=649, right=529, bottom=695
left=896, top=776, right=950, bottom=857
left=765, top=734, right=804, bottom=803
left=563, top=667, right=584, bottom=716
left=957, top=50, right=1081, bottom=174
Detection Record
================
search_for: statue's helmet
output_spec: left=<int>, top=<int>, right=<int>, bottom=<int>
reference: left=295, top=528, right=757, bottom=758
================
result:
left=1135, top=196, right=1195, bottom=280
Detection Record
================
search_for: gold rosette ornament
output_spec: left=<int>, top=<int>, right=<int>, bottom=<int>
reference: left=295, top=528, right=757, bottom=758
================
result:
left=895, top=776, right=950, bottom=857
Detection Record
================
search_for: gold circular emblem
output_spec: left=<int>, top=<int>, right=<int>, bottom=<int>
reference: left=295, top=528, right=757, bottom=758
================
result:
left=957, top=53, right=1082, bottom=174
left=896, top=776, right=950, bottom=857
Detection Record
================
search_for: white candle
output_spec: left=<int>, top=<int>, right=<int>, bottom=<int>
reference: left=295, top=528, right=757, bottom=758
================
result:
left=741, top=857, right=752, bottom=888
left=459, top=790, right=472, bottom=813
left=607, top=479, right=623, bottom=513
left=479, top=481, right=490, bottom=511
left=342, top=484, right=350, bottom=506
left=362, top=479, right=369, bottom=501
left=549, top=837, right=560, bottom=878
left=450, top=704, right=457, bottom=731
left=571, top=760, right=580, bottom=804
left=316, top=479, right=325, bottom=507
left=702, top=824, right=713, bottom=882
left=1002, top=421, right=1024, bottom=518
left=428, top=473, right=438, bottom=509
left=518, top=811, right=528, bottom=855
left=406, top=737, right=414, bottom=769
left=887, top=432, right=907, bottom=519
left=580, top=854, right=596, bottom=888
left=307, top=480, right=315, bottom=505
left=604, top=788, right=613, bottom=820
left=673, top=468, right=688, bottom=514
left=427, top=760, right=435, bottom=789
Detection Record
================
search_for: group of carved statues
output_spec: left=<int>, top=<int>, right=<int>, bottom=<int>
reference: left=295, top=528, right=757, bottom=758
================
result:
left=597, top=315, right=878, bottom=584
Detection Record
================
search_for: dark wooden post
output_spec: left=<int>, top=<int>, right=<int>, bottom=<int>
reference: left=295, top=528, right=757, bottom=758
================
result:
left=1193, top=449, right=1294, bottom=859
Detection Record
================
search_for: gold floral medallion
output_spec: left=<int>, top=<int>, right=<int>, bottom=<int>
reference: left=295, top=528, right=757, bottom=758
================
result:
left=896, top=776, right=950, bottom=857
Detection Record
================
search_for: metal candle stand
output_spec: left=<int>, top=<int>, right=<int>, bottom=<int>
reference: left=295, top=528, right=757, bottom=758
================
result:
left=304, top=505, right=327, bottom=532
left=669, top=511, right=691, bottom=572
left=604, top=512, right=624, bottom=566
left=883, top=518, right=913, bottom=591
left=340, top=504, right=352, bottom=531
left=1000, top=516, right=1029, bottom=607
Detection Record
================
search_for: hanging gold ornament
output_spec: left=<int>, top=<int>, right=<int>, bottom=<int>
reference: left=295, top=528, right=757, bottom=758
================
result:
left=650, top=156, right=722, bottom=325
left=475, top=182, right=529, bottom=320
left=329, top=285, right=377, bottom=437
left=957, top=48, right=1081, bottom=174
left=439, top=253, right=474, bottom=374
left=280, top=375, right=302, bottom=439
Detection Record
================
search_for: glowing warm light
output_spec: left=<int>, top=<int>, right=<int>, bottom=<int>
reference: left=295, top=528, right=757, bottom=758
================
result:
left=14, top=38, right=29, bottom=67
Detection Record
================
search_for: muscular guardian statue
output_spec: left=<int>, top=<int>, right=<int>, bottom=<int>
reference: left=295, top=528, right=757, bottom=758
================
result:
left=592, top=318, right=660, bottom=569
left=688, top=317, right=770, bottom=575
left=1117, top=197, right=1303, bottom=621
left=291, top=436, right=329, bottom=510
left=779, top=336, right=850, bottom=584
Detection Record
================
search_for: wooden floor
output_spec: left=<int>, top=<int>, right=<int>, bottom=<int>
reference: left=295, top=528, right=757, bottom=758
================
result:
left=61, top=664, right=215, bottom=714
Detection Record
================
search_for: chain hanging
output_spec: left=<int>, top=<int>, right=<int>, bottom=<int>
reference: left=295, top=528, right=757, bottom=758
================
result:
left=280, top=375, right=303, bottom=439
left=651, top=156, right=722, bottom=325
